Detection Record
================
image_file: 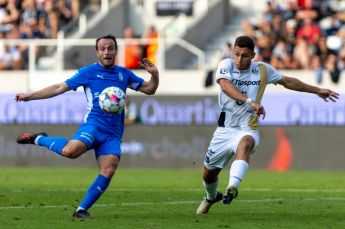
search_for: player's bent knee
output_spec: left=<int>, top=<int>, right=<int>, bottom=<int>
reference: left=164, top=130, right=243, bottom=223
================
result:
left=100, top=166, right=116, bottom=178
left=202, top=167, right=221, bottom=183
left=61, top=147, right=82, bottom=159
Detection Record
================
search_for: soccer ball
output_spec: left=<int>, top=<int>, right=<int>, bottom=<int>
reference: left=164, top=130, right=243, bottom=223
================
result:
left=98, top=86, right=126, bottom=114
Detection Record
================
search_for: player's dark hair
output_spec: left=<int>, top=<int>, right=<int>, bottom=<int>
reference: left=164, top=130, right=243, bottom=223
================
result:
left=234, top=36, right=255, bottom=51
left=96, top=34, right=118, bottom=50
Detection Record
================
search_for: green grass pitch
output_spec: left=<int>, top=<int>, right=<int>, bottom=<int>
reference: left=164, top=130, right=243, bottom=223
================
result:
left=1, top=168, right=345, bottom=229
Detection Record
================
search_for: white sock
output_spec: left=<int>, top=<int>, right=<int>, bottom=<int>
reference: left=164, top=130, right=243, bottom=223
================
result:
left=203, top=179, right=218, bottom=200
left=76, top=207, right=85, bottom=212
left=34, top=135, right=43, bottom=145
left=228, top=160, right=249, bottom=189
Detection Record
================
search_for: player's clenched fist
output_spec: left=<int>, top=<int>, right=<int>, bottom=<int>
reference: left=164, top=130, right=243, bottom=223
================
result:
left=15, top=93, right=30, bottom=102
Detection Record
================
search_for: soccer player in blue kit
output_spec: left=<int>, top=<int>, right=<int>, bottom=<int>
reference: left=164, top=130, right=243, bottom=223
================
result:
left=15, top=34, right=159, bottom=218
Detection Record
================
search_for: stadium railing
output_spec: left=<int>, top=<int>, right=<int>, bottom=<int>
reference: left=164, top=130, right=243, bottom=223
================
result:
left=0, top=37, right=207, bottom=93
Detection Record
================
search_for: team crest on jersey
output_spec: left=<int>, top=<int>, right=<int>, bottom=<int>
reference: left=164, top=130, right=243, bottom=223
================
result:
left=220, top=68, right=229, bottom=74
left=251, top=68, right=259, bottom=75
left=119, top=72, right=123, bottom=81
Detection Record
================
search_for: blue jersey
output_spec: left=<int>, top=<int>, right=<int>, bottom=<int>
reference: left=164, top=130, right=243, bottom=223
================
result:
left=65, top=63, right=144, bottom=139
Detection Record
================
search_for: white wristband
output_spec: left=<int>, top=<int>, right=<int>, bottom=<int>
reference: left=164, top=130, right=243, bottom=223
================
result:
left=245, top=98, right=252, bottom=104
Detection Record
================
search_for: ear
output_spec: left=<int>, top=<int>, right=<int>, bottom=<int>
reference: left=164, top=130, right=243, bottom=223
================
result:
left=96, top=50, right=100, bottom=59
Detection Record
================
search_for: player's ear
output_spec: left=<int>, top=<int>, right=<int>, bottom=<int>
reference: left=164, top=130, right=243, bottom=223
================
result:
left=96, top=50, right=100, bottom=60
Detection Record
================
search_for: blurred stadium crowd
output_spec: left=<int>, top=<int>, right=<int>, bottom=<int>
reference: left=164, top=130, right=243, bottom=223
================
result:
left=0, top=0, right=344, bottom=85
left=0, top=0, right=80, bottom=70
left=0, top=0, right=158, bottom=71
left=243, top=0, right=345, bottom=84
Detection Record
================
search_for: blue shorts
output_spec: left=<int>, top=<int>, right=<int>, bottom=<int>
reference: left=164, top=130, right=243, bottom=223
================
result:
left=72, top=123, right=122, bottom=157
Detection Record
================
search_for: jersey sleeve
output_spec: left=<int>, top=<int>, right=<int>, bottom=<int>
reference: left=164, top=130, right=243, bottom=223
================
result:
left=264, top=63, right=283, bottom=84
left=126, top=69, right=144, bottom=91
left=65, top=67, right=89, bottom=91
left=215, top=59, right=233, bottom=82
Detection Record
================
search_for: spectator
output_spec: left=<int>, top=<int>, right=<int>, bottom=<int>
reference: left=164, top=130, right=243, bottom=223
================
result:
left=272, top=39, right=288, bottom=62
left=20, top=0, right=39, bottom=28
left=293, top=37, right=310, bottom=69
left=338, top=42, right=345, bottom=72
left=295, top=0, right=319, bottom=21
left=0, top=0, right=20, bottom=26
left=123, top=26, right=142, bottom=69
left=315, top=36, right=330, bottom=64
left=325, top=54, right=340, bottom=84
left=3, top=23, right=23, bottom=69
left=296, top=17, right=321, bottom=45
left=262, top=0, right=278, bottom=23
left=38, top=0, right=58, bottom=39
left=270, top=14, right=284, bottom=42
left=283, top=53, right=300, bottom=69
left=56, top=0, right=73, bottom=26
left=281, top=0, right=298, bottom=21
left=310, top=55, right=323, bottom=84
left=255, top=35, right=272, bottom=62
left=65, top=0, right=79, bottom=18
left=205, top=42, right=234, bottom=88
left=282, top=19, right=297, bottom=54
left=142, top=25, right=158, bottom=64
left=0, top=43, right=21, bottom=69
left=220, top=42, right=234, bottom=60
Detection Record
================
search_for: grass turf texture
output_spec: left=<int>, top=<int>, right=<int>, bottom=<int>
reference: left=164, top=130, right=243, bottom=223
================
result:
left=0, top=168, right=345, bottom=229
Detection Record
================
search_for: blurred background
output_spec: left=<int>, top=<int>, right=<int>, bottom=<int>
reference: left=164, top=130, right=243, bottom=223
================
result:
left=0, top=0, right=344, bottom=170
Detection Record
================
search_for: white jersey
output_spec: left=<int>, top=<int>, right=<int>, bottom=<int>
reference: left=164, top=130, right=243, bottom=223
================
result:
left=215, top=59, right=283, bottom=130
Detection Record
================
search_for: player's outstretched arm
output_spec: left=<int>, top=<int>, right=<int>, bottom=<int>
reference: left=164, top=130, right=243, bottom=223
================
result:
left=277, top=76, right=339, bottom=102
left=218, top=78, right=266, bottom=119
left=138, top=58, right=159, bottom=95
left=15, top=82, right=71, bottom=102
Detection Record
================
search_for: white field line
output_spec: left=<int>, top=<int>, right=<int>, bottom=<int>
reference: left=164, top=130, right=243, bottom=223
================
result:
left=1, top=198, right=345, bottom=210
left=8, top=188, right=345, bottom=193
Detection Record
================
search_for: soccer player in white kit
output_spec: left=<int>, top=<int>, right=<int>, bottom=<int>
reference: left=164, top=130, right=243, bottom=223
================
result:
left=196, top=36, right=339, bottom=214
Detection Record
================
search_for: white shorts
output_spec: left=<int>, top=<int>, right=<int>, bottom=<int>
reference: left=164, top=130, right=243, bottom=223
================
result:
left=204, top=127, right=260, bottom=169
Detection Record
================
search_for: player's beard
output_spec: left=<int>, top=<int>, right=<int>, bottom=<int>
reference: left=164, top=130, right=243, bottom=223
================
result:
left=101, top=57, right=115, bottom=68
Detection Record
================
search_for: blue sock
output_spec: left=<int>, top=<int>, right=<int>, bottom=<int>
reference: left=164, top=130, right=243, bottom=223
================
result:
left=79, top=174, right=111, bottom=210
left=37, top=136, right=68, bottom=155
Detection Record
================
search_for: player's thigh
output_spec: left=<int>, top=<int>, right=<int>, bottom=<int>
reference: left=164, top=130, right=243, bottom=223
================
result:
left=71, top=123, right=98, bottom=149
left=94, top=137, right=122, bottom=157
left=233, top=130, right=260, bottom=155
left=63, top=140, right=88, bottom=157
left=204, top=128, right=236, bottom=170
